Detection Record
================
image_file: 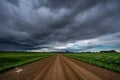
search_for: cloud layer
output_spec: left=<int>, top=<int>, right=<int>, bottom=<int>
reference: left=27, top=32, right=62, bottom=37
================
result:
left=0, top=0, right=120, bottom=51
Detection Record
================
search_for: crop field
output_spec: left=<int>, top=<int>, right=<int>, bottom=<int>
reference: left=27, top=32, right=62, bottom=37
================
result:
left=0, top=52, right=54, bottom=72
left=64, top=53, right=120, bottom=72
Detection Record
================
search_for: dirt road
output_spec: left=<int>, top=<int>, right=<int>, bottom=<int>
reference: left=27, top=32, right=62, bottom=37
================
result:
left=0, top=54, right=120, bottom=80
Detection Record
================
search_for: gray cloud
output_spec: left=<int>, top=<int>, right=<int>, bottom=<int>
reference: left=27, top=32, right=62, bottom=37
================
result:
left=0, top=0, right=120, bottom=51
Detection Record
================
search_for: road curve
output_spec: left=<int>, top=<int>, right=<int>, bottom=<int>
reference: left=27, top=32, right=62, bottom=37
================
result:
left=0, top=54, right=120, bottom=80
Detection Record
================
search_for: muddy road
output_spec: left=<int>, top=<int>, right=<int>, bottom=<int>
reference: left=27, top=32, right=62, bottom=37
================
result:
left=0, top=54, right=120, bottom=80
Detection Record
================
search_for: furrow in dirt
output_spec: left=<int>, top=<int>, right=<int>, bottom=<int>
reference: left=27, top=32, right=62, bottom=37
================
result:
left=61, top=55, right=83, bottom=80
left=32, top=58, right=54, bottom=80
left=65, top=56, right=120, bottom=80
left=62, top=55, right=102, bottom=80
left=43, top=54, right=65, bottom=80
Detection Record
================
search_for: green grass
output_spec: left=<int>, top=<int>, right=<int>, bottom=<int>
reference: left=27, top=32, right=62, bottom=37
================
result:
left=0, top=52, right=54, bottom=72
left=64, top=53, right=120, bottom=73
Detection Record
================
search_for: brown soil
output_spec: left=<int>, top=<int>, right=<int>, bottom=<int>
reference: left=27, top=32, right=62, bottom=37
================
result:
left=0, top=54, right=120, bottom=80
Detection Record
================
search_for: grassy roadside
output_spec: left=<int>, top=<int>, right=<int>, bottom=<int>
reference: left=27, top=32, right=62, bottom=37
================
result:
left=64, top=53, right=120, bottom=73
left=0, top=52, right=54, bottom=72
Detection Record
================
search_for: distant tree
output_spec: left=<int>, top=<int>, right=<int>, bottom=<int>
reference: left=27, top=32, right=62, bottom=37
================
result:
left=65, top=50, right=70, bottom=53
left=85, top=52, right=92, bottom=53
left=100, top=50, right=117, bottom=53
left=109, top=50, right=117, bottom=53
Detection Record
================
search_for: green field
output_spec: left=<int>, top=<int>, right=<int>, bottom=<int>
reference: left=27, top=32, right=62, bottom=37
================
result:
left=64, top=53, right=120, bottom=72
left=0, top=52, right=54, bottom=72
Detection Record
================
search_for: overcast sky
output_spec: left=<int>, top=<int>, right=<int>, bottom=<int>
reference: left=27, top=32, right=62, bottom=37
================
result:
left=0, top=0, right=120, bottom=52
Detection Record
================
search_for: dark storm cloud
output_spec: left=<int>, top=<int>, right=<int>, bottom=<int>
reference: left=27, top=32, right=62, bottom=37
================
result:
left=0, top=0, right=120, bottom=51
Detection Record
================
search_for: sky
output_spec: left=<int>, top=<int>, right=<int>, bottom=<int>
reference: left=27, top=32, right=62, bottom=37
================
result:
left=0, top=0, right=120, bottom=52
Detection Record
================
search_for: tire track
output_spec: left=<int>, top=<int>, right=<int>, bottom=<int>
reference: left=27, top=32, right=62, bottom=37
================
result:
left=43, top=54, right=65, bottom=80
left=33, top=57, right=55, bottom=80
left=60, top=55, right=83, bottom=80
left=62, top=55, right=102, bottom=80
